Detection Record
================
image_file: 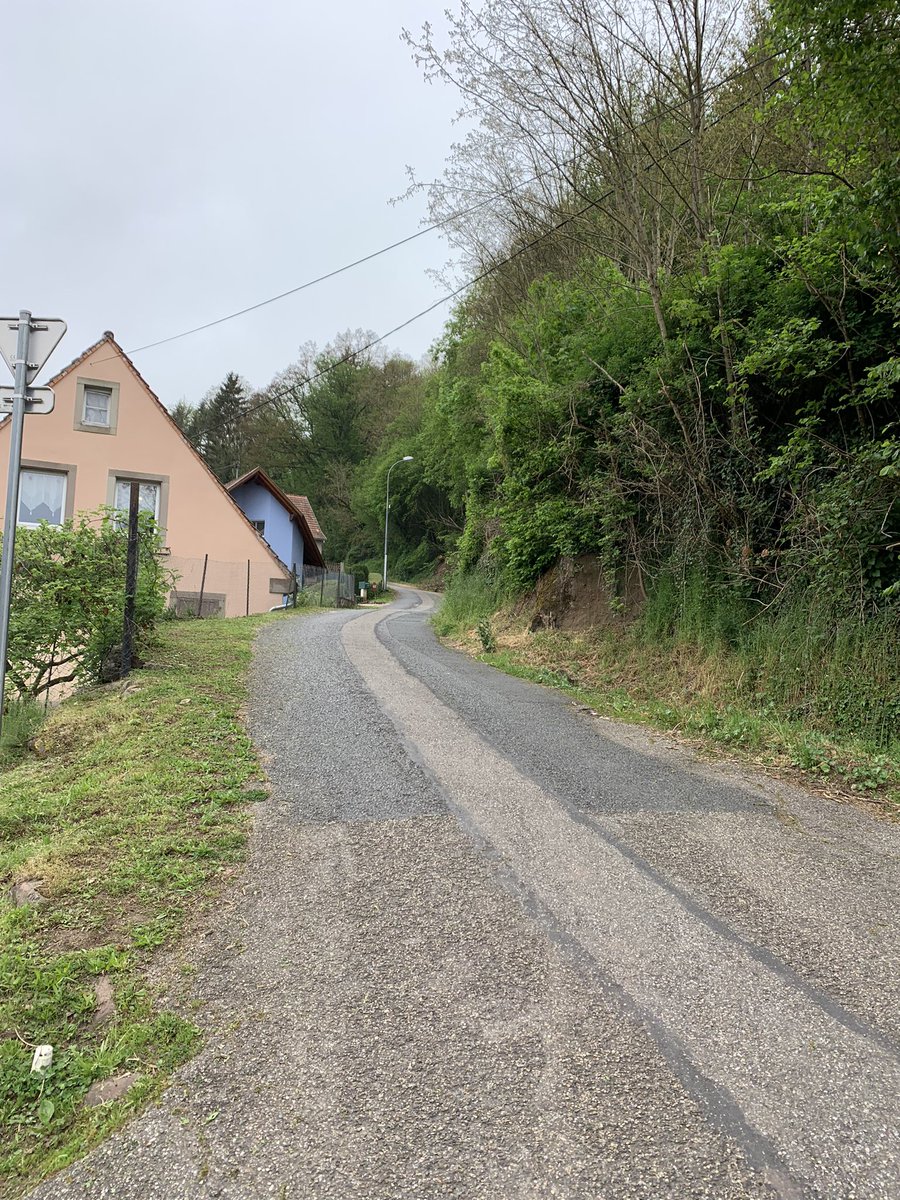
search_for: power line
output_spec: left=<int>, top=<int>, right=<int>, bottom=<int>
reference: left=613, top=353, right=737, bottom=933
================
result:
left=241, top=61, right=790, bottom=420
left=103, top=47, right=783, bottom=362
left=242, top=199, right=602, bottom=418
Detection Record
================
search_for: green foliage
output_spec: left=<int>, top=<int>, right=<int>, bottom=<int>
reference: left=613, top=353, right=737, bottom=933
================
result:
left=476, top=616, right=496, bottom=654
left=171, top=2, right=898, bottom=752
left=432, top=569, right=508, bottom=638
left=0, top=699, right=44, bottom=768
left=3, top=512, right=171, bottom=703
left=171, top=372, right=253, bottom=483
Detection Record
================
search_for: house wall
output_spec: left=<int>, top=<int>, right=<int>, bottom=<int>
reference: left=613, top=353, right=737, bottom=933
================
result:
left=290, top=522, right=307, bottom=582
left=0, top=341, right=289, bottom=616
left=230, top=481, right=307, bottom=583
left=230, top=482, right=289, bottom=562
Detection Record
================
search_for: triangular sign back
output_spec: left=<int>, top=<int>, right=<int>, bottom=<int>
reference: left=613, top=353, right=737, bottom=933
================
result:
left=0, top=317, right=67, bottom=384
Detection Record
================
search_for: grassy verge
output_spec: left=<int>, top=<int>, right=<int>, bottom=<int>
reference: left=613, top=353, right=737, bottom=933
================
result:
left=0, top=610, right=296, bottom=1197
left=436, top=574, right=899, bottom=814
left=370, top=588, right=397, bottom=605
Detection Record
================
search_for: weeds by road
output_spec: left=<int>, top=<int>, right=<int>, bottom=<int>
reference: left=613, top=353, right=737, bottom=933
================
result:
left=435, top=582, right=899, bottom=816
left=0, top=611, right=298, bottom=1197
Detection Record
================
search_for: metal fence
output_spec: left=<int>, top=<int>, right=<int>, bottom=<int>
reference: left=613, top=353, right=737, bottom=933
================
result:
left=165, top=555, right=357, bottom=617
left=298, top=564, right=357, bottom=607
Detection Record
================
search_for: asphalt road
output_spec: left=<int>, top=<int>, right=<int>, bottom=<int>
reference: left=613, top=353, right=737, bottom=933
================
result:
left=31, top=587, right=900, bottom=1199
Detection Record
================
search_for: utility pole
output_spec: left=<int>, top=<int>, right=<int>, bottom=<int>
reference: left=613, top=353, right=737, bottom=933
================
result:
left=383, top=456, right=413, bottom=591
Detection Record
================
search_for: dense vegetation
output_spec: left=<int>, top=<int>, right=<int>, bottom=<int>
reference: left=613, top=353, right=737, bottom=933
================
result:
left=2, top=514, right=168, bottom=704
left=175, top=0, right=898, bottom=750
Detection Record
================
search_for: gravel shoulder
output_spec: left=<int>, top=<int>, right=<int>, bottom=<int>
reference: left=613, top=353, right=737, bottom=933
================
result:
left=29, top=590, right=900, bottom=1200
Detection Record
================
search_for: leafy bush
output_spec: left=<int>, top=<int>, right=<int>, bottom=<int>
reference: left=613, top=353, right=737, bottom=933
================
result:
left=476, top=616, right=496, bottom=654
left=3, top=511, right=171, bottom=702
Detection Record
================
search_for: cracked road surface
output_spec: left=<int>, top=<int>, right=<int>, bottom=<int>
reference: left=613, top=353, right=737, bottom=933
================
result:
left=31, top=587, right=900, bottom=1199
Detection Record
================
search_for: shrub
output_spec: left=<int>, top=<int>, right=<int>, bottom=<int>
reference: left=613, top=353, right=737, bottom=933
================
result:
left=3, top=511, right=171, bottom=703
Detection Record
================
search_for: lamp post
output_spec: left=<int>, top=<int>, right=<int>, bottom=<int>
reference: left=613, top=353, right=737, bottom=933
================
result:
left=383, top=455, right=413, bottom=590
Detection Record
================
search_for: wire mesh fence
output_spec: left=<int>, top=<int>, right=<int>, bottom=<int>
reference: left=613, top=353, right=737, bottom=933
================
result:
left=165, top=555, right=358, bottom=617
left=293, top=564, right=357, bottom=608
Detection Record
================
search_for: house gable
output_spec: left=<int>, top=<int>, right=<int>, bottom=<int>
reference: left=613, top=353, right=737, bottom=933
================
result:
left=0, top=333, right=291, bottom=615
left=226, top=468, right=326, bottom=569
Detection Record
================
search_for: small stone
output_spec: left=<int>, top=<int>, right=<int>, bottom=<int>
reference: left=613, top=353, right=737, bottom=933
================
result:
left=178, top=698, right=192, bottom=706
left=92, top=976, right=116, bottom=1026
left=84, top=1071, right=139, bottom=1107
left=10, top=880, right=46, bottom=906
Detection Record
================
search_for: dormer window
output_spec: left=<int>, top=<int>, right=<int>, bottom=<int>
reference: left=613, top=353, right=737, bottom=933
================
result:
left=83, top=386, right=111, bottom=427
left=74, top=377, right=119, bottom=435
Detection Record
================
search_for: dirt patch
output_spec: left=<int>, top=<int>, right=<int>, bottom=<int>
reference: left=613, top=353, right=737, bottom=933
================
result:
left=524, top=555, right=645, bottom=632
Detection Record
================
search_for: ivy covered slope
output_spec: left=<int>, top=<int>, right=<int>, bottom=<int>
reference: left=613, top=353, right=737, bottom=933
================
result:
left=406, top=0, right=898, bottom=784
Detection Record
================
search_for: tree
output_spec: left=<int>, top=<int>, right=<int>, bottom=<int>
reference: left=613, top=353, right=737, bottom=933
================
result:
left=170, top=373, right=251, bottom=483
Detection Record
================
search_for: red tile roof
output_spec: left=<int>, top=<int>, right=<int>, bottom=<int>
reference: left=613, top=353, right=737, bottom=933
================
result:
left=287, top=495, right=325, bottom=544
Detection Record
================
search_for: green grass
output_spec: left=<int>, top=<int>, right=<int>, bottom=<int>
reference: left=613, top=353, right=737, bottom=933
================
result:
left=0, top=700, right=46, bottom=771
left=369, top=588, right=398, bottom=605
left=479, top=640, right=899, bottom=809
left=0, top=610, right=299, bottom=1197
left=432, top=570, right=508, bottom=638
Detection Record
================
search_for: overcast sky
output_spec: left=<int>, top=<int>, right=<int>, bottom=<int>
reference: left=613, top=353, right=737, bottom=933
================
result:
left=2, top=1, right=464, bottom=407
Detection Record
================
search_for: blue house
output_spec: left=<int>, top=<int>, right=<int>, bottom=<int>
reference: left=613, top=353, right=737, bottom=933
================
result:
left=226, top=467, right=326, bottom=583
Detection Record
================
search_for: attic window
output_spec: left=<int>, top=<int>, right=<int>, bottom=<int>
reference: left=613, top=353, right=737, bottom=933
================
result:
left=250, top=519, right=265, bottom=535
left=83, top=386, right=111, bottom=427
left=74, top=378, right=119, bottom=435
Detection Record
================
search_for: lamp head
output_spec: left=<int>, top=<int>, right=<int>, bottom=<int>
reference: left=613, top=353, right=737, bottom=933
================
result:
left=402, top=455, right=413, bottom=462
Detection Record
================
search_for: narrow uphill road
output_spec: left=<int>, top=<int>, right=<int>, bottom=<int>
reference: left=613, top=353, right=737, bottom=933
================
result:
left=32, top=587, right=899, bottom=1200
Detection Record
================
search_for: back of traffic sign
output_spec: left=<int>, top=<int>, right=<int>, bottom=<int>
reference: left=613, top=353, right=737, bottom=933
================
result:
left=0, top=317, right=67, bottom=384
left=0, top=385, right=55, bottom=415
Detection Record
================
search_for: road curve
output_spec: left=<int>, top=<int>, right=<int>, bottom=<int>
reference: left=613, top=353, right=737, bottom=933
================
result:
left=30, top=586, right=900, bottom=1200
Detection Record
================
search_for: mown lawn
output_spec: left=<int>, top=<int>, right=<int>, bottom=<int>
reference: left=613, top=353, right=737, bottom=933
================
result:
left=0, top=611, right=295, bottom=1197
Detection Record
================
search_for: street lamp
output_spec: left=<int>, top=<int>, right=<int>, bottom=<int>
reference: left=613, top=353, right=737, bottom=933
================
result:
left=383, top=456, right=413, bottom=589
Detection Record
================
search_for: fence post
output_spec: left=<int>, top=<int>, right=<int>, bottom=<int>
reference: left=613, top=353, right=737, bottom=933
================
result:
left=319, top=570, right=325, bottom=607
left=197, top=553, right=209, bottom=618
left=121, top=481, right=141, bottom=676
left=246, top=559, right=250, bottom=617
left=291, top=562, right=298, bottom=608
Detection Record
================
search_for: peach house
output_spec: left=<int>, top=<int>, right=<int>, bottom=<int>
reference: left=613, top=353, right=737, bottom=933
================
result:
left=0, top=332, right=291, bottom=616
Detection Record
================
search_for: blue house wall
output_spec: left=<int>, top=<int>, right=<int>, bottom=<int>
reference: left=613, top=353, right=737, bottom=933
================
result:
left=230, top=481, right=305, bottom=579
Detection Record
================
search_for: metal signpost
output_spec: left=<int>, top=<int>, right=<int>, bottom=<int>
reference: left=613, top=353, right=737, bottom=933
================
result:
left=0, top=311, right=67, bottom=738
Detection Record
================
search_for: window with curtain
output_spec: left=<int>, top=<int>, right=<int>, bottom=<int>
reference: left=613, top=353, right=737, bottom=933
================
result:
left=18, top=469, right=67, bottom=526
left=114, top=478, right=160, bottom=522
left=82, top=386, right=111, bottom=427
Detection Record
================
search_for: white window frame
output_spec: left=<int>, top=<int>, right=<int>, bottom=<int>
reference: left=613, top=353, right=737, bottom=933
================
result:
left=74, top=377, right=119, bottom=435
left=17, top=468, right=69, bottom=528
left=114, top=477, right=161, bottom=523
left=82, top=385, right=112, bottom=428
